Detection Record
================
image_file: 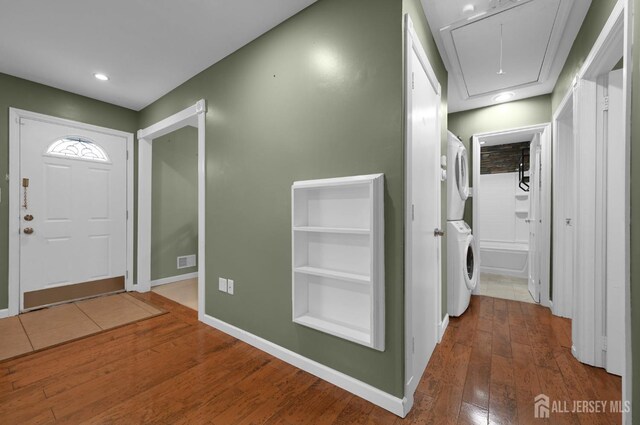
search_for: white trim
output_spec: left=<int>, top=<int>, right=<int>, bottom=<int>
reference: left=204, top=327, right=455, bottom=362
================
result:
left=439, top=314, right=449, bottom=342
left=137, top=100, right=206, bottom=322
left=471, top=123, right=552, bottom=310
left=0, top=309, right=8, bottom=319
left=150, top=272, right=198, bottom=287
left=8, top=108, right=135, bottom=316
left=621, top=1, right=632, bottom=421
left=404, top=14, right=442, bottom=407
left=202, top=313, right=410, bottom=417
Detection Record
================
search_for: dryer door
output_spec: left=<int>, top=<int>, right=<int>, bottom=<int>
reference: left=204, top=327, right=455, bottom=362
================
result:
left=456, top=147, right=470, bottom=201
left=463, top=234, right=478, bottom=291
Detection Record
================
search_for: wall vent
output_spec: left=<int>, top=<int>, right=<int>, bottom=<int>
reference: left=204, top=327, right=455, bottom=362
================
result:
left=177, top=254, right=196, bottom=269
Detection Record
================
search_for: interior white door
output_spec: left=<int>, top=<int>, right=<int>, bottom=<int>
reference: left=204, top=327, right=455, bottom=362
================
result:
left=408, top=47, right=440, bottom=382
left=19, top=118, right=127, bottom=310
left=605, top=69, right=625, bottom=376
left=561, top=116, right=575, bottom=318
left=528, top=136, right=541, bottom=302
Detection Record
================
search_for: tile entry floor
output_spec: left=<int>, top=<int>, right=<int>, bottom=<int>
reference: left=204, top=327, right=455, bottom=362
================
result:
left=478, top=272, right=536, bottom=304
left=151, top=278, right=198, bottom=310
left=0, top=293, right=164, bottom=362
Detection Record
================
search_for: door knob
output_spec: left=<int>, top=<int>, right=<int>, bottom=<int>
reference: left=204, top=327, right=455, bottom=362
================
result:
left=23, top=227, right=34, bottom=235
left=434, top=228, right=445, bottom=237
left=24, top=214, right=34, bottom=221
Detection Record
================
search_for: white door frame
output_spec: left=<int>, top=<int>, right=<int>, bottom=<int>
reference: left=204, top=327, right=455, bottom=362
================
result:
left=403, top=14, right=442, bottom=415
left=562, top=1, right=631, bottom=419
left=551, top=89, right=575, bottom=319
left=8, top=108, right=135, bottom=317
left=137, top=100, right=206, bottom=321
left=471, top=123, right=552, bottom=308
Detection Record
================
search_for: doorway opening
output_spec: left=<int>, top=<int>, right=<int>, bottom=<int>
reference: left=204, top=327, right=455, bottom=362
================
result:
left=137, top=100, right=206, bottom=320
left=147, top=126, right=198, bottom=310
left=471, top=124, right=552, bottom=306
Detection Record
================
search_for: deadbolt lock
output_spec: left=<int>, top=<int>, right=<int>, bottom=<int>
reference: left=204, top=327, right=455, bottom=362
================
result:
left=23, top=227, right=34, bottom=235
left=24, top=214, right=34, bottom=221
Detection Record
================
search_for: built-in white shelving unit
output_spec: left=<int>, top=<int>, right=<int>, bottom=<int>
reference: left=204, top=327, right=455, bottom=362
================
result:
left=292, top=174, right=385, bottom=351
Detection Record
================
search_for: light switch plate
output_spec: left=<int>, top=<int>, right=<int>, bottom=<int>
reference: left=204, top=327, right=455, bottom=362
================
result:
left=218, top=277, right=227, bottom=292
left=227, top=279, right=234, bottom=295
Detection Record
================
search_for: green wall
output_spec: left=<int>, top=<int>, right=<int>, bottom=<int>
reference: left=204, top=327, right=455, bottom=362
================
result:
left=139, top=0, right=407, bottom=397
left=402, top=0, right=450, bottom=319
left=551, top=0, right=619, bottom=110
left=0, top=73, right=138, bottom=310
left=151, top=126, right=198, bottom=280
left=448, top=94, right=552, bottom=225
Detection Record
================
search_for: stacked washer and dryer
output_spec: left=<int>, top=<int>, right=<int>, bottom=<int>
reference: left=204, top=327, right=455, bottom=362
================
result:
left=447, top=132, right=479, bottom=317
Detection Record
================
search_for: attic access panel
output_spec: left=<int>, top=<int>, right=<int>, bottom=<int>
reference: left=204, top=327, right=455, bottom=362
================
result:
left=450, top=0, right=561, bottom=97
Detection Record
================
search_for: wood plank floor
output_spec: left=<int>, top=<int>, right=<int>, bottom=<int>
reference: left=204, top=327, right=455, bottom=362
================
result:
left=0, top=294, right=621, bottom=424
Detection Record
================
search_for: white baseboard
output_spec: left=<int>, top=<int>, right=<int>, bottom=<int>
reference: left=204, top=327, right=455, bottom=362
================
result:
left=439, top=314, right=449, bottom=341
left=0, top=309, right=8, bottom=319
left=202, top=314, right=409, bottom=417
left=150, top=272, right=198, bottom=287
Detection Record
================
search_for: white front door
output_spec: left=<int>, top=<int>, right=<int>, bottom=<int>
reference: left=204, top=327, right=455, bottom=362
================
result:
left=528, top=136, right=541, bottom=302
left=19, top=117, right=127, bottom=310
left=408, top=47, right=440, bottom=385
left=605, top=69, right=625, bottom=376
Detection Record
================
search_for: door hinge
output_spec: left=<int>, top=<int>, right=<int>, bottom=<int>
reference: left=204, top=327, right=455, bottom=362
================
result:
left=602, top=96, right=609, bottom=111
left=126, top=150, right=129, bottom=160
left=126, top=270, right=129, bottom=279
left=601, top=336, right=608, bottom=351
left=126, top=210, right=129, bottom=220
left=411, top=204, right=415, bottom=221
left=412, top=337, right=415, bottom=353
left=411, top=72, right=415, bottom=90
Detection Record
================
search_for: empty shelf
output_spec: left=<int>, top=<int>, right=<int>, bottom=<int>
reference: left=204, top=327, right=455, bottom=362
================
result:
left=294, top=314, right=371, bottom=345
left=294, top=266, right=371, bottom=284
left=293, top=226, right=370, bottom=235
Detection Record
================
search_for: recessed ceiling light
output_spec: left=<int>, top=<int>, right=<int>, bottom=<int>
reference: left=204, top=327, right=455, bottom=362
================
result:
left=94, top=73, right=109, bottom=81
left=493, top=92, right=514, bottom=103
left=462, top=4, right=475, bottom=13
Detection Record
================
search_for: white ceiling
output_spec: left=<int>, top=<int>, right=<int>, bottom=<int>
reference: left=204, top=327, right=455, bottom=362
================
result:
left=422, top=0, right=591, bottom=112
left=0, top=0, right=317, bottom=111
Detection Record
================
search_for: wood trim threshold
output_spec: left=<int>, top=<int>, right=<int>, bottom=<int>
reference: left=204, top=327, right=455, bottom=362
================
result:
left=23, top=276, right=125, bottom=310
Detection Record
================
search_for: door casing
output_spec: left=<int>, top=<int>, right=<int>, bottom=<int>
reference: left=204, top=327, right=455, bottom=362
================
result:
left=137, top=100, right=207, bottom=322
left=8, top=108, right=135, bottom=316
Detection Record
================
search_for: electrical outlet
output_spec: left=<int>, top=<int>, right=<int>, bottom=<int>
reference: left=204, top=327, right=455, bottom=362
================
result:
left=218, top=277, right=227, bottom=293
left=227, top=279, right=234, bottom=295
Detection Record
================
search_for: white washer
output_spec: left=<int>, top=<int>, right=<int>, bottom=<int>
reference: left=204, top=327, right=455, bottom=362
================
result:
left=447, top=220, right=478, bottom=317
left=447, top=132, right=469, bottom=221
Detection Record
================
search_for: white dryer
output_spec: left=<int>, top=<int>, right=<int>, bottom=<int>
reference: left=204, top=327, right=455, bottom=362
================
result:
left=447, top=132, right=469, bottom=221
left=447, top=220, right=478, bottom=317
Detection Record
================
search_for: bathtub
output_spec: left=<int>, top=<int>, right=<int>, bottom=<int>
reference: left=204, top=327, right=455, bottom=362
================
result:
left=479, top=241, right=529, bottom=279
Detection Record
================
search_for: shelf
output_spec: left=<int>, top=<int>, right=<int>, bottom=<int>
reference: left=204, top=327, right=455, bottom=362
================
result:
left=292, top=173, right=384, bottom=351
left=293, top=226, right=370, bottom=235
left=295, top=266, right=371, bottom=284
left=294, top=314, right=371, bottom=345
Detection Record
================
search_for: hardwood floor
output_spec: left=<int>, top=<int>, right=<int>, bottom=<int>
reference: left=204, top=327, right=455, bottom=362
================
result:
left=0, top=294, right=621, bottom=424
